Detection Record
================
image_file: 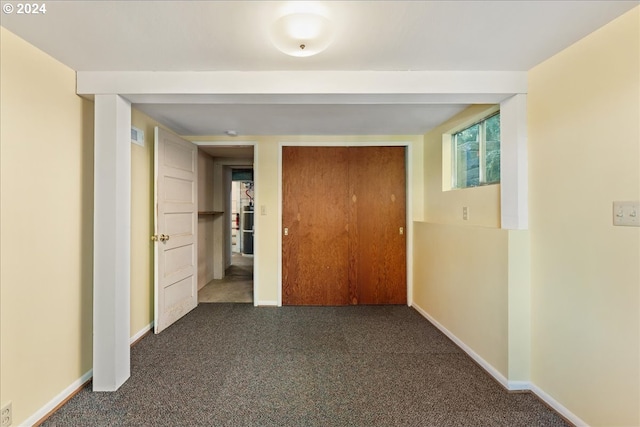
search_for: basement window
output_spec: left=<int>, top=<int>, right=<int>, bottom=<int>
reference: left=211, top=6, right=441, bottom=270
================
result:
left=452, top=112, right=500, bottom=188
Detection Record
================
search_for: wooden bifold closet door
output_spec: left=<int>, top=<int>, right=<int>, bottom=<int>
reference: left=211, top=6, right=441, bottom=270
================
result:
left=282, top=146, right=406, bottom=306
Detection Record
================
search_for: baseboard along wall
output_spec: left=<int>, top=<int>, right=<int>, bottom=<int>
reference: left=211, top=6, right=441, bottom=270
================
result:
left=27, top=322, right=154, bottom=427
left=255, top=300, right=279, bottom=307
left=410, top=302, right=588, bottom=427
left=29, top=310, right=591, bottom=427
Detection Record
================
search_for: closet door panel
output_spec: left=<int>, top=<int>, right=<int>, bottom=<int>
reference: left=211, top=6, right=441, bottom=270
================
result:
left=282, top=146, right=350, bottom=305
left=349, top=146, right=407, bottom=304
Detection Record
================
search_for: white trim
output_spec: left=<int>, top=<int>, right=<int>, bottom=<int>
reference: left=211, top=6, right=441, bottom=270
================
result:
left=93, top=94, right=131, bottom=391
left=129, top=322, right=154, bottom=345
left=277, top=146, right=283, bottom=307
left=23, top=369, right=93, bottom=427
left=252, top=145, right=259, bottom=307
left=77, top=70, right=527, bottom=97
left=506, top=380, right=531, bottom=391
left=411, top=302, right=509, bottom=388
left=405, top=144, right=414, bottom=307
left=277, top=141, right=414, bottom=307
left=411, top=302, right=590, bottom=427
left=255, top=300, right=279, bottom=306
left=190, top=141, right=259, bottom=306
left=500, top=94, right=528, bottom=230
left=529, top=384, right=589, bottom=427
left=25, top=324, right=156, bottom=426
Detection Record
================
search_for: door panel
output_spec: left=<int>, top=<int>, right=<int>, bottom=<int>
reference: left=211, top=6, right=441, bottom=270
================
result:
left=348, top=147, right=407, bottom=304
left=282, top=146, right=350, bottom=305
left=154, top=127, right=198, bottom=333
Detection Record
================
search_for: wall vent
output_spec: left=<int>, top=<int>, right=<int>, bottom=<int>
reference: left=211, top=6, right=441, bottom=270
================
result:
left=131, top=126, right=145, bottom=147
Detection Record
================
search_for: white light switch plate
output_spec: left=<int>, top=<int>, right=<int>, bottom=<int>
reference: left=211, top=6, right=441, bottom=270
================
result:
left=613, top=201, right=640, bottom=227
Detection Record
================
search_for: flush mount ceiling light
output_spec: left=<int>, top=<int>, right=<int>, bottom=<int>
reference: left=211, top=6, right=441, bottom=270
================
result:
left=270, top=12, right=334, bottom=57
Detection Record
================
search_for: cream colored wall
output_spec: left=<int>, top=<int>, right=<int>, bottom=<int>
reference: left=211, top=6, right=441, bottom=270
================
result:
left=413, top=223, right=509, bottom=376
left=187, top=135, right=424, bottom=304
left=528, top=7, right=639, bottom=426
left=424, top=105, right=501, bottom=228
left=415, top=104, right=511, bottom=377
left=0, top=27, right=183, bottom=424
left=0, top=27, right=94, bottom=426
left=130, top=109, right=169, bottom=336
left=197, top=150, right=215, bottom=289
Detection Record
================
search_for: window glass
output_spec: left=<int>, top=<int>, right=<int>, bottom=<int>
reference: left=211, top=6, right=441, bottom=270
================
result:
left=455, top=123, right=480, bottom=187
left=452, top=113, right=500, bottom=188
left=484, top=114, right=500, bottom=184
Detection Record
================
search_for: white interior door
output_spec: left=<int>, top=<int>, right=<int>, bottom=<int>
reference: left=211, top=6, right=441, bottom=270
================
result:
left=154, top=127, right=198, bottom=333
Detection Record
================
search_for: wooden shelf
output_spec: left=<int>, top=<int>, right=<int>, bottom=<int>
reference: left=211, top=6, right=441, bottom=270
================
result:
left=198, top=211, right=224, bottom=216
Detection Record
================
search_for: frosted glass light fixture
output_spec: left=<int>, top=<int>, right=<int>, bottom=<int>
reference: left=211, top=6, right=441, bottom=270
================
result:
left=270, top=12, right=334, bottom=57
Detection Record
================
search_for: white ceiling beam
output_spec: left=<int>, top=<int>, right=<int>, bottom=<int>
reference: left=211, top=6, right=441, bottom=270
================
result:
left=77, top=71, right=527, bottom=99
left=118, top=93, right=514, bottom=105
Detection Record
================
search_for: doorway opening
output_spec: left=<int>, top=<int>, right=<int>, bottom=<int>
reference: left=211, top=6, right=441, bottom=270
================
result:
left=196, top=145, right=255, bottom=304
left=231, top=172, right=254, bottom=257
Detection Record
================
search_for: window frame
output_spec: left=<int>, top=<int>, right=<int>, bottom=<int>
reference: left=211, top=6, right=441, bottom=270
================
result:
left=451, top=111, right=500, bottom=189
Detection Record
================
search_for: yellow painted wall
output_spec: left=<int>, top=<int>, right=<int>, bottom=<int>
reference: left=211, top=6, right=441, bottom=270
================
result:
left=0, top=28, right=174, bottom=423
left=528, top=7, right=640, bottom=426
left=0, top=27, right=94, bottom=425
left=415, top=104, right=510, bottom=377
left=130, top=109, right=168, bottom=336
left=413, top=222, right=509, bottom=376
left=423, top=105, right=501, bottom=228
left=197, top=150, right=216, bottom=289
left=187, top=135, right=424, bottom=304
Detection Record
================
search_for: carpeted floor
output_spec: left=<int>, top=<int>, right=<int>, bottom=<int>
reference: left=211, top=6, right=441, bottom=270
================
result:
left=41, top=304, right=569, bottom=427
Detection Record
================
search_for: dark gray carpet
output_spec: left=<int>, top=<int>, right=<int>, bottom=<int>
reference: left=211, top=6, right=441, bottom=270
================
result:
left=41, top=304, right=569, bottom=427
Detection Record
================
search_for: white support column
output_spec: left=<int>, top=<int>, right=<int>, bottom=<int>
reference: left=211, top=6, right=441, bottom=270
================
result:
left=500, top=94, right=531, bottom=387
left=500, top=94, right=528, bottom=230
left=507, top=230, right=531, bottom=387
left=93, top=94, right=131, bottom=391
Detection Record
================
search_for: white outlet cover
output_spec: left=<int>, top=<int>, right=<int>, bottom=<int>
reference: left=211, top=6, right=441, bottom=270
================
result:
left=1, top=401, right=12, bottom=427
left=613, top=201, right=640, bottom=227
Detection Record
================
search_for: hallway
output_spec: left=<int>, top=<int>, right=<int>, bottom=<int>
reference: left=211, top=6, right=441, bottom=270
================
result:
left=198, top=253, right=253, bottom=303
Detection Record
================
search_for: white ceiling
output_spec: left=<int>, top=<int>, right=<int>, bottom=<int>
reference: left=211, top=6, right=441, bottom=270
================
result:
left=2, top=0, right=637, bottom=139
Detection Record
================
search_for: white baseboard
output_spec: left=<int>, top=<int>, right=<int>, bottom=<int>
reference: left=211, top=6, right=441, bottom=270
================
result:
left=255, top=300, right=279, bottom=306
left=25, top=323, right=154, bottom=426
left=23, top=369, right=93, bottom=427
left=529, top=383, right=588, bottom=427
left=507, top=380, right=530, bottom=391
left=410, top=302, right=589, bottom=427
left=411, top=302, right=509, bottom=388
left=130, top=321, right=154, bottom=344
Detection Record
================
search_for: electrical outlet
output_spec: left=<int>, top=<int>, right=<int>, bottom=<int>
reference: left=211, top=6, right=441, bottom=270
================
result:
left=462, top=206, right=469, bottom=221
left=1, top=401, right=12, bottom=427
left=613, top=201, right=640, bottom=227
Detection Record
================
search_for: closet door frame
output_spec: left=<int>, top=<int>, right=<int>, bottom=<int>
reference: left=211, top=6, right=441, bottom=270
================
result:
left=277, top=141, right=415, bottom=307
